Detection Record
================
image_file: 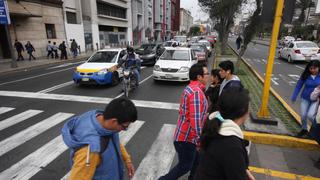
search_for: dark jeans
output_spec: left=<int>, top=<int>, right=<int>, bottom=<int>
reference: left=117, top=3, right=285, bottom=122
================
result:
left=53, top=50, right=59, bottom=59
left=159, top=141, right=199, bottom=180
left=47, top=50, right=53, bottom=58
left=60, top=50, right=67, bottom=60
left=17, top=51, right=24, bottom=61
left=27, top=52, right=35, bottom=60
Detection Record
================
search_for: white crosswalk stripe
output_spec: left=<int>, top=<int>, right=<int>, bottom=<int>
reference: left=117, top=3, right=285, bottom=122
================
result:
left=0, top=107, right=178, bottom=180
left=0, top=107, right=15, bottom=115
left=0, top=109, right=43, bottom=131
left=0, top=112, right=74, bottom=156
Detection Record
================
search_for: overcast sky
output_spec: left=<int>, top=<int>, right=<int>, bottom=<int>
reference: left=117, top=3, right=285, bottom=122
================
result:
left=180, top=0, right=209, bottom=21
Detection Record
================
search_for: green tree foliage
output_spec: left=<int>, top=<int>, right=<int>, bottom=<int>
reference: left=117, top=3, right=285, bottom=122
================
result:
left=198, top=0, right=244, bottom=54
left=189, top=26, right=201, bottom=36
left=295, top=0, right=315, bottom=24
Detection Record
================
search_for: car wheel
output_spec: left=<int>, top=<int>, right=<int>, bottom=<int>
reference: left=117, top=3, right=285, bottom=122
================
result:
left=288, top=56, right=293, bottom=63
left=111, top=72, right=120, bottom=86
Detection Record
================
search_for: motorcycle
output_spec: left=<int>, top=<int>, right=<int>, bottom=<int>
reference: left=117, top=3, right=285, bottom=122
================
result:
left=122, top=67, right=137, bottom=98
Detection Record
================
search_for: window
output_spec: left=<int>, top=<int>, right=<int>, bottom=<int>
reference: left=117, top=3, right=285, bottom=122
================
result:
left=66, top=11, right=77, bottom=24
left=45, top=24, right=56, bottom=39
left=97, top=1, right=126, bottom=19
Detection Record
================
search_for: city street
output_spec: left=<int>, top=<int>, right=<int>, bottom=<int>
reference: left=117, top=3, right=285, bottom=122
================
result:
left=228, top=38, right=306, bottom=114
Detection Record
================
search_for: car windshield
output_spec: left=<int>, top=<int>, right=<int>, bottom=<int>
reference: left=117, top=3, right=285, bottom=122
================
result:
left=164, top=41, right=173, bottom=46
left=199, top=41, right=210, bottom=47
left=174, top=36, right=187, bottom=42
left=87, top=51, right=118, bottom=63
left=190, top=45, right=205, bottom=52
left=140, top=44, right=156, bottom=50
left=296, top=42, right=318, bottom=48
left=160, top=50, right=190, bottom=61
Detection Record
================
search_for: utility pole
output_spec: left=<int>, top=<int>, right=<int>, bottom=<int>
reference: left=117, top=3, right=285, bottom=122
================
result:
left=254, top=0, right=284, bottom=124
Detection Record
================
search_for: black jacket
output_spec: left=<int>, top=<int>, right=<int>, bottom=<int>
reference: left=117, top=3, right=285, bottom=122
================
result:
left=195, top=135, right=249, bottom=180
left=205, top=84, right=220, bottom=113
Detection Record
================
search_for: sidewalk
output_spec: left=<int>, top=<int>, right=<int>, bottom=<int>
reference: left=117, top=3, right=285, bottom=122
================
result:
left=0, top=53, right=90, bottom=74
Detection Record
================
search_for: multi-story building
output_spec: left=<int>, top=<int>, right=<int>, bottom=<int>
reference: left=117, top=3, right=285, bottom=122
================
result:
left=179, top=8, right=193, bottom=34
left=154, top=0, right=172, bottom=42
left=81, top=0, right=132, bottom=50
left=62, top=0, right=85, bottom=53
left=132, top=0, right=144, bottom=45
left=165, top=0, right=171, bottom=40
left=144, top=0, right=153, bottom=42
left=0, top=0, right=66, bottom=59
left=171, top=0, right=180, bottom=37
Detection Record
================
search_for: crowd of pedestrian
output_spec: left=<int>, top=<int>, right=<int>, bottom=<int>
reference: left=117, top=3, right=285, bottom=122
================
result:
left=13, top=39, right=79, bottom=61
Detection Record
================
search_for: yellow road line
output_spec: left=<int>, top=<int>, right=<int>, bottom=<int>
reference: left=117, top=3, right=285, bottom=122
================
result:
left=244, top=131, right=320, bottom=151
left=249, top=166, right=320, bottom=180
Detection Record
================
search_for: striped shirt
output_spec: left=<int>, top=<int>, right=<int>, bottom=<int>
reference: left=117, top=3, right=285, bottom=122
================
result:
left=174, top=81, right=208, bottom=146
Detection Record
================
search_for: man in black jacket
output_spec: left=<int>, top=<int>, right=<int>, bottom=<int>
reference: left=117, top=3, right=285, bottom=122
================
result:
left=218, top=60, right=243, bottom=96
left=14, top=40, right=24, bottom=61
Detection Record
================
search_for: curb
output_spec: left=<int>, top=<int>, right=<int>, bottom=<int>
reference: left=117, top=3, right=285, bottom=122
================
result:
left=244, top=131, right=320, bottom=151
left=227, top=44, right=301, bottom=125
left=0, top=56, right=89, bottom=75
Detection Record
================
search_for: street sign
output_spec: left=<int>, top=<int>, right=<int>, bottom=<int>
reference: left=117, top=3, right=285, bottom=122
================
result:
left=0, top=0, right=10, bottom=24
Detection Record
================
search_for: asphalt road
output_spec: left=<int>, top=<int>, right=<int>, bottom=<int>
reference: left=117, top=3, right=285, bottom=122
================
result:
left=228, top=38, right=306, bottom=114
left=0, top=54, right=319, bottom=179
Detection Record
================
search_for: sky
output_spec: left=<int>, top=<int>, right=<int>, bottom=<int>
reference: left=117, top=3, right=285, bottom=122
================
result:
left=180, top=0, right=209, bottom=22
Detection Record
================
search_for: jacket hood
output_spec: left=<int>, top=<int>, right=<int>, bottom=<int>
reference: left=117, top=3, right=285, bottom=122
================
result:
left=61, top=110, right=116, bottom=152
left=231, top=75, right=240, bottom=81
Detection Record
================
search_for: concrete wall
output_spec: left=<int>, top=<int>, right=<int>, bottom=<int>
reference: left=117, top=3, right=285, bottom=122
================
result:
left=8, top=0, right=66, bottom=58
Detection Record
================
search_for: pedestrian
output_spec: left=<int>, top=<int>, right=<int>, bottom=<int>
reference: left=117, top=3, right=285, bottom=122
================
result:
left=291, top=60, right=320, bottom=138
left=61, top=98, right=137, bottom=180
left=310, top=86, right=320, bottom=169
left=159, top=63, right=209, bottom=180
left=218, top=60, right=243, bottom=96
left=59, top=41, right=68, bottom=60
left=47, top=41, right=53, bottom=59
left=195, top=88, right=255, bottom=180
left=236, top=35, right=242, bottom=50
left=206, top=69, right=223, bottom=113
left=14, top=39, right=24, bottom=61
left=71, top=39, right=78, bottom=58
left=25, top=41, right=36, bottom=61
left=52, top=42, right=59, bottom=59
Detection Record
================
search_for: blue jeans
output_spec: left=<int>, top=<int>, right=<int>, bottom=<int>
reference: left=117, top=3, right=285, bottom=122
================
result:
left=132, top=68, right=140, bottom=85
left=72, top=50, right=78, bottom=58
left=300, top=98, right=317, bottom=130
left=159, top=141, right=199, bottom=180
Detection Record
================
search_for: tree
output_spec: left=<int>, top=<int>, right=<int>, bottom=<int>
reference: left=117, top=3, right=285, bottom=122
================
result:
left=199, top=0, right=244, bottom=54
left=189, top=26, right=201, bottom=36
left=236, top=0, right=262, bottom=70
left=295, top=0, right=315, bottom=24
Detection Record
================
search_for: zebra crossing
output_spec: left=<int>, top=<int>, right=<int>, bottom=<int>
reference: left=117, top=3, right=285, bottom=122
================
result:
left=0, top=106, right=177, bottom=179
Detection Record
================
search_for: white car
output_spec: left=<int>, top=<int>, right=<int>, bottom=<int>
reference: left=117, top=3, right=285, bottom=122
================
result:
left=278, top=41, right=320, bottom=62
left=153, top=47, right=198, bottom=81
left=198, top=40, right=213, bottom=55
left=279, top=36, right=295, bottom=46
left=73, top=48, right=125, bottom=85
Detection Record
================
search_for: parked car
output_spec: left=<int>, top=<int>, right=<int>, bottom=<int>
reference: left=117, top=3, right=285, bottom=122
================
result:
left=189, top=43, right=208, bottom=62
left=198, top=40, right=213, bottom=56
left=73, top=48, right=124, bottom=85
left=279, top=36, right=295, bottom=47
left=135, top=43, right=165, bottom=66
left=278, top=41, right=320, bottom=62
left=153, top=47, right=198, bottom=81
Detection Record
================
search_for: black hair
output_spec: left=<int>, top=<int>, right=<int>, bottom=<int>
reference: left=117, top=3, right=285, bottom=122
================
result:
left=219, top=60, right=234, bottom=74
left=189, top=63, right=206, bottom=80
left=103, top=98, right=137, bottom=124
left=127, top=46, right=134, bottom=53
left=200, top=88, right=250, bottom=150
left=211, top=69, right=223, bottom=83
left=300, top=60, right=320, bottom=80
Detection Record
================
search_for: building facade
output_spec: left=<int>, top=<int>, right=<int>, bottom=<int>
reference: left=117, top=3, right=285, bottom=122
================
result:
left=170, top=0, right=180, bottom=37
left=81, top=0, right=132, bottom=50
left=153, top=0, right=173, bottom=42
left=179, top=8, right=193, bottom=34
left=62, top=0, right=85, bottom=53
left=0, top=0, right=66, bottom=59
left=144, top=0, right=153, bottom=42
left=132, top=0, right=144, bottom=45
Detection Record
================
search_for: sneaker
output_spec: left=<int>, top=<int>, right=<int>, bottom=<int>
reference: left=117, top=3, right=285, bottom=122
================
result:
left=296, top=129, right=308, bottom=138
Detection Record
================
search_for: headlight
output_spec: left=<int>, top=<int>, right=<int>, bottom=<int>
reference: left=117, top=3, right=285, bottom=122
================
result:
left=153, top=65, right=161, bottom=71
left=97, top=69, right=108, bottom=75
left=123, top=69, right=130, bottom=76
left=179, top=67, right=189, bottom=72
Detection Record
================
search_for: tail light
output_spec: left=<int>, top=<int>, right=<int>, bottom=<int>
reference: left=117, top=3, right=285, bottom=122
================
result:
left=294, top=49, right=301, bottom=54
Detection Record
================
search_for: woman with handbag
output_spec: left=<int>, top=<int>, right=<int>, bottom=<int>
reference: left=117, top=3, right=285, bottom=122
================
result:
left=310, top=86, right=320, bottom=169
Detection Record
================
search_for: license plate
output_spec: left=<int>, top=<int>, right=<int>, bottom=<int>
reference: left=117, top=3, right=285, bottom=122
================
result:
left=165, top=74, right=173, bottom=79
left=82, top=78, right=89, bottom=81
left=305, top=56, right=311, bottom=60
